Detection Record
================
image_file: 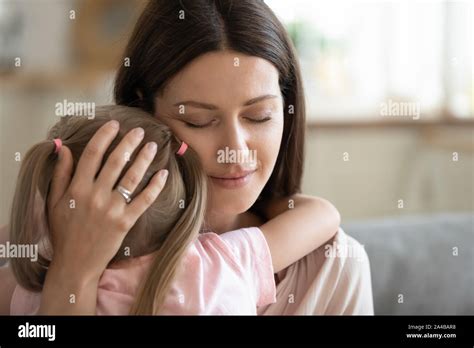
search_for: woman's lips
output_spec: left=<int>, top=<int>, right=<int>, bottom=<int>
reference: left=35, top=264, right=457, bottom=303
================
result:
left=210, top=170, right=256, bottom=189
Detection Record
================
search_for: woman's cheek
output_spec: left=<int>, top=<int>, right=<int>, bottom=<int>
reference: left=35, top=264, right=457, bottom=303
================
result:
left=254, top=122, right=283, bottom=178
left=176, top=128, right=210, bottom=153
left=259, top=118, right=284, bottom=151
left=184, top=132, right=221, bottom=170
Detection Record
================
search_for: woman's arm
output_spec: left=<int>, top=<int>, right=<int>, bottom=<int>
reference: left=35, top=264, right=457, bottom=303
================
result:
left=38, top=261, right=101, bottom=315
left=0, top=221, right=98, bottom=315
left=259, top=194, right=341, bottom=273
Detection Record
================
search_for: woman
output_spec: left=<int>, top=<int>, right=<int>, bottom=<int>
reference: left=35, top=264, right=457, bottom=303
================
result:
left=7, top=106, right=341, bottom=315
left=0, top=0, right=373, bottom=315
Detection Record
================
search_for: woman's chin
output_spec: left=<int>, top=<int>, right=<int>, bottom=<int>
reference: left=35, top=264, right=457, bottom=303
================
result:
left=211, top=190, right=261, bottom=215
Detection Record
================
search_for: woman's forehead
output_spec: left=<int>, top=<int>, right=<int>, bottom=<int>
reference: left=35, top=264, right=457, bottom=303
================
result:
left=157, top=50, right=282, bottom=110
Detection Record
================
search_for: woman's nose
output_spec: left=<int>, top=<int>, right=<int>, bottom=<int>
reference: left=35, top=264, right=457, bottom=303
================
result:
left=218, top=122, right=252, bottom=164
left=223, top=116, right=249, bottom=148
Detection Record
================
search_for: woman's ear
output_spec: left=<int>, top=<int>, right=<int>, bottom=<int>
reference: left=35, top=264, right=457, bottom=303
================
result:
left=136, top=89, right=143, bottom=100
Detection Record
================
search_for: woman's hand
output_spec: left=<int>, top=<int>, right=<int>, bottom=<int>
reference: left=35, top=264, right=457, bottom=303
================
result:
left=40, top=120, right=168, bottom=314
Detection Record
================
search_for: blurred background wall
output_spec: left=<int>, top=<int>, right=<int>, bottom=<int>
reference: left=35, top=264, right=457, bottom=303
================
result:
left=0, top=0, right=472, bottom=225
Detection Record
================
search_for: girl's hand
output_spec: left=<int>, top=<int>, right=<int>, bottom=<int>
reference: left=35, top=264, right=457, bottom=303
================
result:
left=47, top=120, right=168, bottom=282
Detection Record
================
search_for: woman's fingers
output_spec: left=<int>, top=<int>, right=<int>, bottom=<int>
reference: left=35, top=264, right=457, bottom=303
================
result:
left=72, top=120, right=120, bottom=188
left=111, top=141, right=158, bottom=203
left=126, top=169, right=168, bottom=220
left=96, top=127, right=145, bottom=192
left=47, top=145, right=73, bottom=210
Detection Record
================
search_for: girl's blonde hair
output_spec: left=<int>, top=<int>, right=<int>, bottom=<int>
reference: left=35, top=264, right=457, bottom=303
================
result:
left=9, top=105, right=208, bottom=314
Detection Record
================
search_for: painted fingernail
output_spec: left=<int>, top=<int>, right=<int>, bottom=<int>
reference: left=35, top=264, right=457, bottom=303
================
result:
left=146, top=141, right=157, bottom=152
left=159, top=169, right=169, bottom=181
left=109, top=120, right=119, bottom=129
left=133, top=127, right=144, bottom=138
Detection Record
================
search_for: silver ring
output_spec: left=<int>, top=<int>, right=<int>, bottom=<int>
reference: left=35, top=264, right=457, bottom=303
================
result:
left=116, top=185, right=132, bottom=204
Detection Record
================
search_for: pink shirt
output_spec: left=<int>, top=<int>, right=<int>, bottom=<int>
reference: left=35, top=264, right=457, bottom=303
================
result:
left=10, top=227, right=276, bottom=315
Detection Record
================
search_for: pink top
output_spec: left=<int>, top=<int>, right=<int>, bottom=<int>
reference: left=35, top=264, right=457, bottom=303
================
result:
left=10, top=227, right=276, bottom=315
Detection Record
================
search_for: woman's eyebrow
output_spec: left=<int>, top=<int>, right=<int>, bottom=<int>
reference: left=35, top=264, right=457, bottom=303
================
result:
left=172, top=94, right=279, bottom=110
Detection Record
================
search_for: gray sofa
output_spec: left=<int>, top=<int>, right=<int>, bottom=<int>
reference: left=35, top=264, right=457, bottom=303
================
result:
left=343, top=213, right=473, bottom=315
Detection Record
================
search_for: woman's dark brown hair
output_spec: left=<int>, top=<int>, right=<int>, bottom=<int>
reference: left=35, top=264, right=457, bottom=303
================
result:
left=114, top=0, right=306, bottom=218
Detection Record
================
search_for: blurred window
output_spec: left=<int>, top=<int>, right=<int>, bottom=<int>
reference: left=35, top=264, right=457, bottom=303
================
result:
left=266, top=0, right=473, bottom=122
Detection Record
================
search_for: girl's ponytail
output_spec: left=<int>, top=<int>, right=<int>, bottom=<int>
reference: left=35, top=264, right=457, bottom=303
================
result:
left=129, top=139, right=208, bottom=315
left=9, top=140, right=59, bottom=292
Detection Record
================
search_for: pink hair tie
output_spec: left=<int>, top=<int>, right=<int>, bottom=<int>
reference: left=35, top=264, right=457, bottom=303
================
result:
left=176, top=141, right=188, bottom=156
left=53, top=138, right=62, bottom=154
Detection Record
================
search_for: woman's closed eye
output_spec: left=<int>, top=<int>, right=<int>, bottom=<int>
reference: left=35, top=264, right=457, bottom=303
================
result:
left=245, top=109, right=274, bottom=124
left=183, top=116, right=272, bottom=129
left=183, top=120, right=214, bottom=128
left=246, top=116, right=272, bottom=123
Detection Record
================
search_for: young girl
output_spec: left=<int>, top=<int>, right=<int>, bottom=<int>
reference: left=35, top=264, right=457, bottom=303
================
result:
left=8, top=105, right=340, bottom=315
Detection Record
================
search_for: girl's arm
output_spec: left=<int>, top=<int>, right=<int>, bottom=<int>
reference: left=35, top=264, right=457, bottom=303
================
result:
left=259, top=194, right=340, bottom=273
